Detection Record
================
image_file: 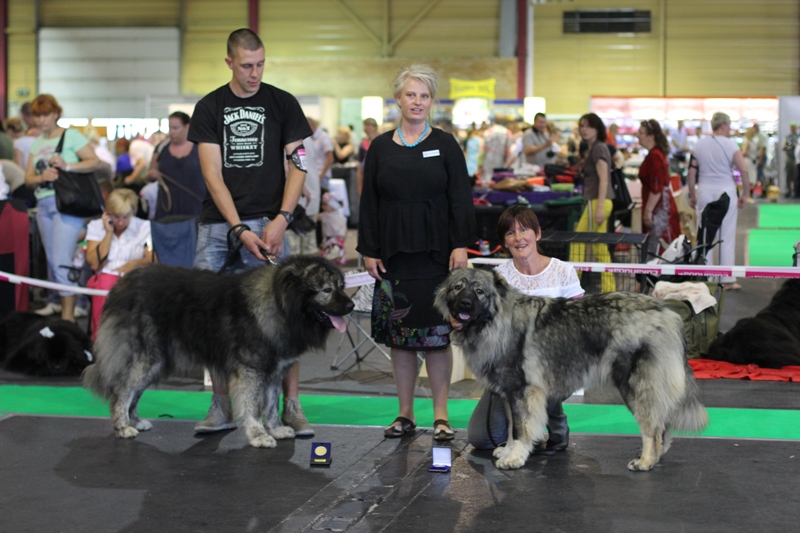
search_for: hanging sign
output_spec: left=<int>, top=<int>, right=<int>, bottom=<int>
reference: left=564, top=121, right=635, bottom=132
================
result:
left=450, top=78, right=496, bottom=100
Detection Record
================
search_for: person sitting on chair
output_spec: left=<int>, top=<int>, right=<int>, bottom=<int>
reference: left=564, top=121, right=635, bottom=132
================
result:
left=85, top=188, right=153, bottom=338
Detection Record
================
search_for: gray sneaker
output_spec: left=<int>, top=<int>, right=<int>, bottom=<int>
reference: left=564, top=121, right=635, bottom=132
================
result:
left=194, top=394, right=236, bottom=433
left=282, top=396, right=314, bottom=437
left=34, top=302, right=62, bottom=316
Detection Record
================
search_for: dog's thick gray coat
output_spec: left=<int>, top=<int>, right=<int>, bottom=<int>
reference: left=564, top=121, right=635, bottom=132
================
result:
left=435, top=268, right=708, bottom=471
left=83, top=256, right=353, bottom=448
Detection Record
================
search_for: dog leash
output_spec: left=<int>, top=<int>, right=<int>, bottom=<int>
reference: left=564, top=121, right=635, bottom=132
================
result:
left=217, top=224, right=278, bottom=275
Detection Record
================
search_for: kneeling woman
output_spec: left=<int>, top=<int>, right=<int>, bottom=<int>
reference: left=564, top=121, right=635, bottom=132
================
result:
left=85, top=189, right=153, bottom=338
left=466, top=205, right=584, bottom=453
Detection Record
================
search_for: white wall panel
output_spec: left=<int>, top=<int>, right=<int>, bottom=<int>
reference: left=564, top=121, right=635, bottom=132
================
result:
left=38, top=28, right=180, bottom=118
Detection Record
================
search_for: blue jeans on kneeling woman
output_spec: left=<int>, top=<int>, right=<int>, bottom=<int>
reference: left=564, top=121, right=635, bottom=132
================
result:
left=467, top=390, right=569, bottom=453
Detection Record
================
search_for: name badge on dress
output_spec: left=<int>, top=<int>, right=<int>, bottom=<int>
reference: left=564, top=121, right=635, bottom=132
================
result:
left=422, top=150, right=440, bottom=158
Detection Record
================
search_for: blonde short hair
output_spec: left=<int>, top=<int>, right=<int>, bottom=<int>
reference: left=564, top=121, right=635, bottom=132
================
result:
left=392, top=63, right=438, bottom=100
left=710, top=112, right=731, bottom=132
left=106, top=188, right=138, bottom=216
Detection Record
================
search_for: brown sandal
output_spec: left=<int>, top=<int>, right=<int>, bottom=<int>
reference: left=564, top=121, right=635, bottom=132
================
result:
left=384, top=416, right=416, bottom=438
left=433, top=419, right=455, bottom=441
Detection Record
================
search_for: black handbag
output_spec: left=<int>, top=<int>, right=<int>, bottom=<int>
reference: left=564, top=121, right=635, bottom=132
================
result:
left=288, top=204, right=317, bottom=234
left=52, top=131, right=105, bottom=218
left=610, top=165, right=634, bottom=212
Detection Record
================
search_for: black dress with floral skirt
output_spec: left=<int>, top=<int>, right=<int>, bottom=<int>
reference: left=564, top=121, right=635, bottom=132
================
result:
left=357, top=128, right=475, bottom=351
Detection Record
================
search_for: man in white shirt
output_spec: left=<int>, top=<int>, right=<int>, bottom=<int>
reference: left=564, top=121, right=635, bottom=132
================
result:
left=671, top=120, right=688, bottom=158
left=286, top=117, right=332, bottom=255
left=305, top=118, right=334, bottom=190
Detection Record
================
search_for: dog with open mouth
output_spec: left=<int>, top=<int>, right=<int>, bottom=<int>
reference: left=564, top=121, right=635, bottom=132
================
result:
left=435, top=267, right=708, bottom=471
left=83, top=255, right=353, bottom=448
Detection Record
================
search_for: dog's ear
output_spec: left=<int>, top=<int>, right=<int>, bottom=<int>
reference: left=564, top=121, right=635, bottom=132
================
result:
left=434, top=274, right=452, bottom=318
left=492, top=270, right=509, bottom=299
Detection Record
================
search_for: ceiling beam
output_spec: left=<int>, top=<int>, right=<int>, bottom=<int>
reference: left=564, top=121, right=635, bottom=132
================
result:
left=382, top=0, right=390, bottom=57
left=330, top=0, right=382, bottom=47
left=388, top=0, right=443, bottom=49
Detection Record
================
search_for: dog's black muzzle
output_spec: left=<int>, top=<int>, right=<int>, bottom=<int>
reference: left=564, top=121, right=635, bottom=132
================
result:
left=450, top=292, right=479, bottom=324
left=312, top=293, right=354, bottom=332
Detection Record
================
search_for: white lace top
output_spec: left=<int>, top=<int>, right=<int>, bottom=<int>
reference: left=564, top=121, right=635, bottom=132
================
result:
left=494, top=257, right=584, bottom=298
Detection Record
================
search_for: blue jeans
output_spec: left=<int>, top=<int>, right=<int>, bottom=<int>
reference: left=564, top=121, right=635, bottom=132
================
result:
left=35, top=196, right=86, bottom=297
left=194, top=217, right=289, bottom=273
left=467, top=390, right=568, bottom=450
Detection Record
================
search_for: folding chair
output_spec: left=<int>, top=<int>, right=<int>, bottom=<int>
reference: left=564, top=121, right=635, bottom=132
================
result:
left=330, top=283, right=390, bottom=370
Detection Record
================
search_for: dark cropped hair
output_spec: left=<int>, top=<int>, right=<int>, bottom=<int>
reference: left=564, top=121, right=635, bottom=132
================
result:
left=641, top=119, right=670, bottom=154
left=497, top=204, right=542, bottom=244
left=169, top=111, right=191, bottom=126
left=579, top=113, right=607, bottom=143
left=227, top=28, right=264, bottom=58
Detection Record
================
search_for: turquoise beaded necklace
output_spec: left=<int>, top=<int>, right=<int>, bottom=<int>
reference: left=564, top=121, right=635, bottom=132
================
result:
left=398, top=121, right=429, bottom=148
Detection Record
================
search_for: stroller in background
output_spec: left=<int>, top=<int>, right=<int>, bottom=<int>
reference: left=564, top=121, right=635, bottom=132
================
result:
left=647, top=192, right=730, bottom=287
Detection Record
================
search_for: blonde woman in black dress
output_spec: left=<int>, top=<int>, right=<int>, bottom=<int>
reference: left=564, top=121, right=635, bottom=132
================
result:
left=358, top=64, right=475, bottom=441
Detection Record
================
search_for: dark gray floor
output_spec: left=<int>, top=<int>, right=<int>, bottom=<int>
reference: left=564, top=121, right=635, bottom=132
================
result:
left=2, top=415, right=798, bottom=533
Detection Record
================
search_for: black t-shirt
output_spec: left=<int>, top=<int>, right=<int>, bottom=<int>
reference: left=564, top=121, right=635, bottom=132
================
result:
left=188, top=83, right=312, bottom=223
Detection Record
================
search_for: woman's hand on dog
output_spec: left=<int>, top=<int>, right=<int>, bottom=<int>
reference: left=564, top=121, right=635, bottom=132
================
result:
left=449, top=315, right=463, bottom=331
left=365, top=257, right=385, bottom=281
left=449, top=248, right=468, bottom=270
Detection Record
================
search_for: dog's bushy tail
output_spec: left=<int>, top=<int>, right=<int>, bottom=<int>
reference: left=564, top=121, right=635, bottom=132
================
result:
left=671, top=364, right=709, bottom=433
left=81, top=363, right=110, bottom=399
left=80, top=318, right=121, bottom=400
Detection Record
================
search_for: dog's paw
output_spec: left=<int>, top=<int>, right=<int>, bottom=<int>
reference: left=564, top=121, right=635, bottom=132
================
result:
left=133, top=419, right=152, bottom=432
left=249, top=434, right=278, bottom=448
left=269, top=425, right=295, bottom=440
left=496, top=454, right=527, bottom=470
left=495, top=443, right=529, bottom=470
left=493, top=445, right=512, bottom=459
left=115, top=426, right=139, bottom=439
left=627, top=457, right=656, bottom=472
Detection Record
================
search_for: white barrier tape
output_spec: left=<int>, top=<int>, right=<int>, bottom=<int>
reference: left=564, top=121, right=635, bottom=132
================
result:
left=5, top=260, right=799, bottom=300
left=469, top=259, right=800, bottom=279
left=344, top=270, right=374, bottom=289
left=0, top=271, right=110, bottom=296
left=0, top=269, right=375, bottom=298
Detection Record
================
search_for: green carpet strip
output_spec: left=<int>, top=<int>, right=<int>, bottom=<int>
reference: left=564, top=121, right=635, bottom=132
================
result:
left=748, top=229, right=800, bottom=266
left=757, top=204, right=800, bottom=229
left=1, top=385, right=799, bottom=440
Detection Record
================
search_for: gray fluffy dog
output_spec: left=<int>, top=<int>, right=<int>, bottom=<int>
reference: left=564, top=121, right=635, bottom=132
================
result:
left=83, top=256, right=354, bottom=448
left=435, top=267, right=708, bottom=471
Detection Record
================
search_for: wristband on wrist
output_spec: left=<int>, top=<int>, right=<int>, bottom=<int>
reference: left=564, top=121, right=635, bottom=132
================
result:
left=231, top=223, right=250, bottom=240
left=65, top=163, right=71, bottom=172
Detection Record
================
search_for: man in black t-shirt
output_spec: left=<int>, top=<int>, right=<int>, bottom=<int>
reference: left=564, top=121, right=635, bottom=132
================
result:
left=188, top=28, right=314, bottom=437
